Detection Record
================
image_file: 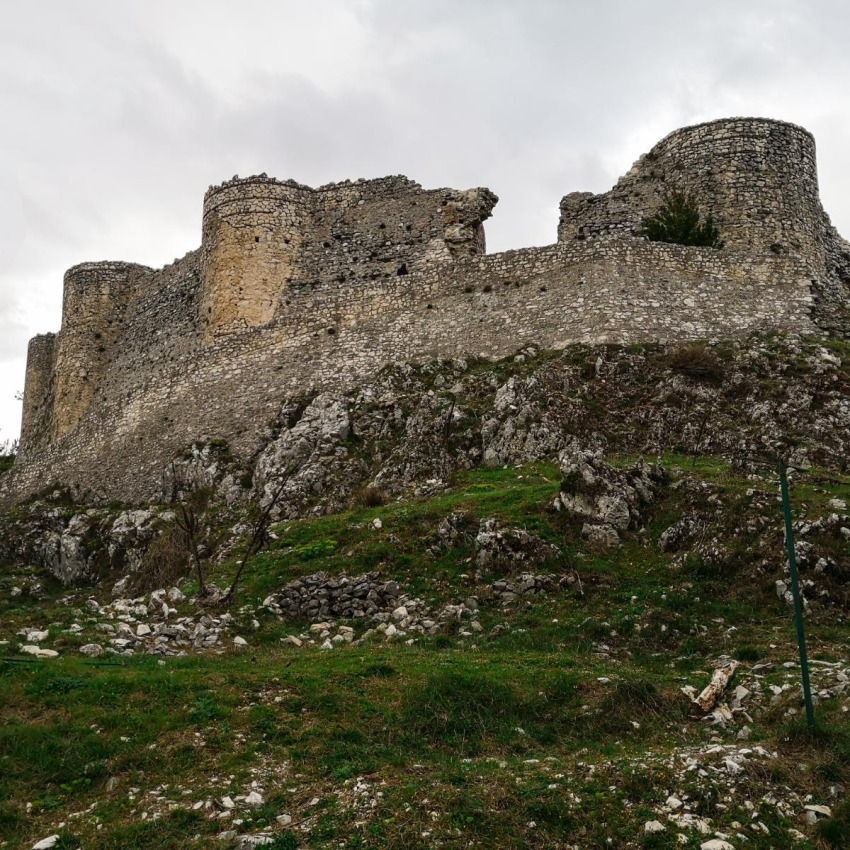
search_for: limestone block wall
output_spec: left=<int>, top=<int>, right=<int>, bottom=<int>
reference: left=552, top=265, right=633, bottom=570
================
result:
left=300, top=178, right=496, bottom=283
left=1, top=236, right=816, bottom=506
left=5, top=116, right=846, bottom=506
left=18, top=333, right=55, bottom=458
left=52, top=262, right=152, bottom=441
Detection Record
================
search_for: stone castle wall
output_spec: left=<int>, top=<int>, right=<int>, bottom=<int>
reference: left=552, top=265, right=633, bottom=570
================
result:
left=199, top=174, right=497, bottom=341
left=3, top=117, right=846, bottom=505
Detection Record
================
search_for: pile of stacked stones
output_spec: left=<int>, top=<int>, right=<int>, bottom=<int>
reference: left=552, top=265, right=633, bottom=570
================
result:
left=262, top=569, right=579, bottom=644
left=262, top=571, right=480, bottom=638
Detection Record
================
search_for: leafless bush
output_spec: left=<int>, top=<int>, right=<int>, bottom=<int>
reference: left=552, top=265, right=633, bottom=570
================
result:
left=167, top=461, right=213, bottom=598
left=219, top=471, right=292, bottom=606
left=352, top=485, right=386, bottom=509
left=131, top=525, right=188, bottom=594
left=666, top=342, right=724, bottom=381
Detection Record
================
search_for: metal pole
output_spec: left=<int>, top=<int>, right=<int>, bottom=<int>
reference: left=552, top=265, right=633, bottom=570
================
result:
left=778, top=460, right=816, bottom=727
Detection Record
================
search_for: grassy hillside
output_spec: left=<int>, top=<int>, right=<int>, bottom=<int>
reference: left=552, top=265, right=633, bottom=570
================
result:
left=1, top=458, right=849, bottom=849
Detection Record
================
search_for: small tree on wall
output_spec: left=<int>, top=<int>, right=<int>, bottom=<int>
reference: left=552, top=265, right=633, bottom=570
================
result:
left=640, top=191, right=723, bottom=248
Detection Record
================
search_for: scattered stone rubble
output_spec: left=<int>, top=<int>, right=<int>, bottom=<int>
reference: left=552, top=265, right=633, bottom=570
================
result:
left=489, top=573, right=577, bottom=605
left=637, top=738, right=839, bottom=847
left=678, top=656, right=850, bottom=731
left=12, top=585, right=251, bottom=659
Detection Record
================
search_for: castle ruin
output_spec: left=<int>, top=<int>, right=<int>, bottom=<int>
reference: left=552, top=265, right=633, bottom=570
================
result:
left=5, top=117, right=850, bottom=504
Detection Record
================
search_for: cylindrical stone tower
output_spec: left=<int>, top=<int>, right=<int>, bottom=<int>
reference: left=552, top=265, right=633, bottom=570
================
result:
left=559, top=118, right=826, bottom=274
left=200, top=176, right=313, bottom=342
left=18, top=333, right=56, bottom=458
left=52, top=261, right=151, bottom=440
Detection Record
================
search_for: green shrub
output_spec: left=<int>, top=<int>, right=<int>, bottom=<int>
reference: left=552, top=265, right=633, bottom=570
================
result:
left=292, top=539, right=337, bottom=560
left=817, top=801, right=850, bottom=847
left=641, top=191, right=722, bottom=248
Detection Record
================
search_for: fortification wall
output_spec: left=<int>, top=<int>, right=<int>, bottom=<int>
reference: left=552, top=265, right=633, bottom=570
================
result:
left=200, top=174, right=498, bottom=341
left=5, top=116, right=845, bottom=506
left=201, top=178, right=311, bottom=340
left=297, top=178, right=496, bottom=287
left=1, top=237, right=814, bottom=505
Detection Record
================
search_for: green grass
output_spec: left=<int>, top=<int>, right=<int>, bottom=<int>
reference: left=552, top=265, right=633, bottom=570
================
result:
left=1, top=455, right=848, bottom=848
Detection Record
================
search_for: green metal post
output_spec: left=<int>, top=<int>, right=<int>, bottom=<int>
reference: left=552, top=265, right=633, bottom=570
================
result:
left=778, top=460, right=816, bottom=727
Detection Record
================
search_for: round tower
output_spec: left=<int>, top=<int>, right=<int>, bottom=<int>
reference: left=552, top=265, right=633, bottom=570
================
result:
left=647, top=118, right=821, bottom=262
left=559, top=118, right=826, bottom=273
left=19, top=332, right=56, bottom=458
left=200, top=176, right=313, bottom=341
left=52, top=261, right=151, bottom=440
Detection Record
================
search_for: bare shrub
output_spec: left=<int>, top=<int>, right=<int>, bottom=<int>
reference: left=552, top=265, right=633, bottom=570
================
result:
left=352, top=485, right=386, bottom=509
left=219, top=471, right=292, bottom=606
left=666, top=342, right=724, bottom=381
left=131, top=525, right=188, bottom=594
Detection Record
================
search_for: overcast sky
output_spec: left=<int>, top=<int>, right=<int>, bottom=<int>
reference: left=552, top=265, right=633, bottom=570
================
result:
left=2, top=0, right=849, bottom=443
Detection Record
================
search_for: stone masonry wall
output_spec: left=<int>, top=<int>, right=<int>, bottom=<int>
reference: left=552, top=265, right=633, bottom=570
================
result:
left=558, top=119, right=824, bottom=267
left=4, top=117, right=845, bottom=505
left=201, top=178, right=311, bottom=341
left=200, top=174, right=497, bottom=341
left=3, top=237, right=814, bottom=505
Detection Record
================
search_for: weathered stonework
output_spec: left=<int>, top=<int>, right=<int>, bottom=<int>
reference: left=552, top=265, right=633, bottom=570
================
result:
left=4, top=117, right=848, bottom=505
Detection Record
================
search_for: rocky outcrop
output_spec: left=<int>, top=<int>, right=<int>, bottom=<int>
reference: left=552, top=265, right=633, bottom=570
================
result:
left=555, top=442, right=667, bottom=545
left=475, top=518, right=560, bottom=571
left=252, top=393, right=366, bottom=518
left=0, top=501, right=173, bottom=586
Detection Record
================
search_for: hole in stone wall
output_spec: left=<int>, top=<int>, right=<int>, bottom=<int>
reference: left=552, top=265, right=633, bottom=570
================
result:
left=397, top=263, right=408, bottom=276
left=255, top=236, right=260, bottom=243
